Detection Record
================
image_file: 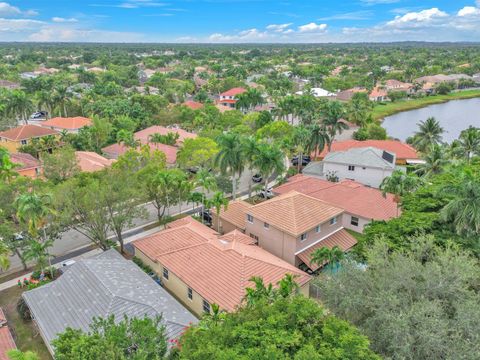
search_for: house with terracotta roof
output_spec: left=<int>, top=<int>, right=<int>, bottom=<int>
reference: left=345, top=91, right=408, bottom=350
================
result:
left=10, top=152, right=42, bottom=178
left=213, top=192, right=358, bottom=272
left=102, top=125, right=196, bottom=164
left=133, top=216, right=311, bottom=316
left=383, top=79, right=414, bottom=94
left=0, top=80, right=20, bottom=90
left=369, top=86, right=388, bottom=102
left=0, top=125, right=59, bottom=152
left=182, top=100, right=204, bottom=110
left=0, top=308, right=16, bottom=360
left=218, top=87, right=246, bottom=108
left=273, top=174, right=399, bottom=232
left=304, top=147, right=397, bottom=188
left=317, top=140, right=421, bottom=166
left=75, top=151, right=115, bottom=172
left=39, top=116, right=92, bottom=134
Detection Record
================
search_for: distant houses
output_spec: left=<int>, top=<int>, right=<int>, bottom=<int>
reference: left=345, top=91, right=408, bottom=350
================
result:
left=0, top=125, right=59, bottom=152
left=218, top=87, right=247, bottom=108
left=39, top=116, right=92, bottom=134
left=23, top=249, right=197, bottom=356
left=75, top=151, right=115, bottom=173
left=9, top=152, right=42, bottom=178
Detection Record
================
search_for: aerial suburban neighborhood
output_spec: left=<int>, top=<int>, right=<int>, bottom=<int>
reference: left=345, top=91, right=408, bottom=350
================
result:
left=0, top=1, right=479, bottom=359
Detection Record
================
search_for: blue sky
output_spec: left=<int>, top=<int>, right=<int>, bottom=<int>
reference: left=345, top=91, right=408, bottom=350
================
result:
left=1, top=0, right=480, bottom=42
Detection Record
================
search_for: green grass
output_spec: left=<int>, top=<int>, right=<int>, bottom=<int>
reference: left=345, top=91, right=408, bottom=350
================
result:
left=0, top=286, right=52, bottom=359
left=372, top=89, right=480, bottom=120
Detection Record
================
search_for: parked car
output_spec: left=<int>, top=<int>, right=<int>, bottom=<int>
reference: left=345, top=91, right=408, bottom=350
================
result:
left=30, top=111, right=48, bottom=120
left=252, top=174, right=263, bottom=183
left=202, top=210, right=212, bottom=224
left=259, top=188, right=274, bottom=199
left=291, top=155, right=311, bottom=166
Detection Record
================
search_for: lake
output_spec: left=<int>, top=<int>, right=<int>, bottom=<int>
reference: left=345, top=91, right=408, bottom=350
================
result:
left=382, top=98, right=480, bottom=143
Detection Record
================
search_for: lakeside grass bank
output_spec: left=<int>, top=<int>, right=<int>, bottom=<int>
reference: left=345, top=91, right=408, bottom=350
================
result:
left=372, top=89, right=480, bottom=120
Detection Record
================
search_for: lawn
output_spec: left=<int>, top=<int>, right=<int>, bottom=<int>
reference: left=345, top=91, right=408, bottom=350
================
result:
left=0, top=286, right=51, bottom=360
left=372, top=89, right=480, bottom=120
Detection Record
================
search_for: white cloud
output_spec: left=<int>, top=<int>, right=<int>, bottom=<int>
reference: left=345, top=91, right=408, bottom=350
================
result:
left=52, top=17, right=78, bottom=23
left=266, top=23, right=292, bottom=32
left=457, top=6, right=480, bottom=17
left=0, top=2, right=37, bottom=17
left=386, top=8, right=448, bottom=27
left=0, top=18, right=44, bottom=32
left=28, top=27, right=143, bottom=42
left=298, top=22, right=327, bottom=33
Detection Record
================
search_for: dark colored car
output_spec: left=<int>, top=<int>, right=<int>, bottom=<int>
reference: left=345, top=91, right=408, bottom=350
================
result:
left=291, top=155, right=311, bottom=166
left=30, top=111, right=48, bottom=120
left=252, top=174, right=263, bottom=183
left=202, top=210, right=212, bottom=224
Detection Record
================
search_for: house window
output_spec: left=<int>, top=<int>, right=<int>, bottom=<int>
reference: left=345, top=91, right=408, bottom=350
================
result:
left=315, top=225, right=321, bottom=233
left=21, top=139, right=27, bottom=145
left=187, top=287, right=193, bottom=300
left=300, top=233, right=307, bottom=241
left=348, top=165, right=355, bottom=171
left=351, top=216, right=359, bottom=227
left=162, top=267, right=169, bottom=280
left=247, top=214, right=253, bottom=223
left=264, top=222, right=269, bottom=230
left=202, top=299, right=210, bottom=313
left=249, top=233, right=259, bottom=243
left=330, top=217, right=337, bottom=225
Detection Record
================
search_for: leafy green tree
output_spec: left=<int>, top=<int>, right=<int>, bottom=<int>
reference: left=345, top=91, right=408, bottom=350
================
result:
left=195, top=169, right=217, bottom=223
left=15, top=192, right=56, bottom=238
left=318, top=235, right=480, bottom=360
left=42, top=146, right=80, bottom=184
left=23, top=238, right=53, bottom=274
left=252, top=143, right=285, bottom=193
left=52, top=315, right=168, bottom=360
left=0, top=240, right=10, bottom=271
left=311, top=245, right=344, bottom=273
left=412, top=117, right=444, bottom=153
left=6, top=349, right=40, bottom=360
left=149, top=132, right=179, bottom=146
left=214, top=132, right=245, bottom=199
left=380, top=170, right=420, bottom=205
left=451, top=126, right=480, bottom=163
left=113, top=145, right=166, bottom=174
left=346, top=92, right=372, bottom=126
left=0, top=146, right=18, bottom=183
left=180, top=276, right=379, bottom=360
left=176, top=137, right=218, bottom=170
left=414, top=144, right=448, bottom=177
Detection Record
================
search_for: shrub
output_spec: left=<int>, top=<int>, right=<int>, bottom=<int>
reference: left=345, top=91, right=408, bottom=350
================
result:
left=17, top=297, right=31, bottom=320
left=132, top=256, right=153, bottom=274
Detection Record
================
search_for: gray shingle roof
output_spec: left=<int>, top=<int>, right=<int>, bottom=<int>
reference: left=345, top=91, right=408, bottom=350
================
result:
left=323, top=147, right=396, bottom=170
left=23, top=250, right=197, bottom=353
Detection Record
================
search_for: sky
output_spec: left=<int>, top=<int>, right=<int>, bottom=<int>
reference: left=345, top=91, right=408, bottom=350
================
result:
left=1, top=0, right=480, bottom=43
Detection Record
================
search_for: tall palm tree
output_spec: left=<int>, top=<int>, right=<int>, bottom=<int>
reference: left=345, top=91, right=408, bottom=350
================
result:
left=242, top=136, right=259, bottom=198
left=53, top=85, right=72, bottom=117
left=0, top=240, right=10, bottom=271
left=441, top=177, right=480, bottom=236
left=412, top=117, right=444, bottom=153
left=24, top=239, right=53, bottom=274
left=214, top=133, right=245, bottom=200
left=211, top=191, right=229, bottom=231
left=36, top=90, right=54, bottom=117
left=252, top=143, right=285, bottom=193
left=311, top=245, right=344, bottom=273
left=15, top=192, right=55, bottom=238
left=452, top=126, right=480, bottom=163
left=6, top=90, right=34, bottom=124
left=322, top=101, right=348, bottom=151
left=414, top=144, right=448, bottom=177
left=195, top=169, right=217, bottom=223
left=292, top=125, right=311, bottom=173
left=307, top=123, right=329, bottom=161
left=380, top=170, right=420, bottom=214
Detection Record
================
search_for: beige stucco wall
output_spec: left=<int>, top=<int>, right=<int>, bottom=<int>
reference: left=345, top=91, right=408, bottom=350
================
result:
left=294, top=216, right=343, bottom=252
left=134, top=248, right=206, bottom=318
left=341, top=212, right=371, bottom=233
left=212, top=213, right=240, bottom=234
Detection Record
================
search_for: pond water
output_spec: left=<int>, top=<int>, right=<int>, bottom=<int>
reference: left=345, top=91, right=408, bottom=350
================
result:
left=382, top=98, right=480, bottom=143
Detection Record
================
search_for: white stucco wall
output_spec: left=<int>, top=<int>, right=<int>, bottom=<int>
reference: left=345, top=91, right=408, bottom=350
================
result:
left=323, top=162, right=393, bottom=188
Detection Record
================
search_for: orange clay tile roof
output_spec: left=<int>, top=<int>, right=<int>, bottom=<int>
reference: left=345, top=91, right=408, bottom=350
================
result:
left=369, top=87, right=388, bottom=98
left=218, top=99, right=237, bottom=104
left=40, top=116, right=92, bottom=130
left=101, top=142, right=178, bottom=164
left=134, top=125, right=197, bottom=145
left=182, top=101, right=204, bottom=110
left=247, top=191, right=344, bottom=237
left=0, top=125, right=59, bottom=141
left=75, top=151, right=115, bottom=172
left=9, top=152, right=40, bottom=170
left=216, top=200, right=253, bottom=230
left=274, top=175, right=398, bottom=221
left=296, top=228, right=357, bottom=271
left=0, top=308, right=16, bottom=360
left=133, top=218, right=310, bottom=312
left=318, top=140, right=419, bottom=160
left=218, top=230, right=257, bottom=245
left=219, top=87, right=246, bottom=97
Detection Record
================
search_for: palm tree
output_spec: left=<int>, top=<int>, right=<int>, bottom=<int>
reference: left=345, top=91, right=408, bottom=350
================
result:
left=0, top=240, right=10, bottom=271
left=252, top=143, right=285, bottom=193
left=24, top=239, right=53, bottom=274
left=53, top=85, right=72, bottom=117
left=195, top=169, right=217, bottom=223
left=292, top=125, right=311, bottom=173
left=149, top=132, right=179, bottom=146
left=6, top=90, right=34, bottom=123
left=116, top=130, right=138, bottom=148
left=211, top=192, right=229, bottom=231
left=414, top=144, right=448, bottom=177
left=412, top=117, right=444, bottom=153
left=441, top=177, right=480, bottom=236
left=214, top=133, right=245, bottom=200
left=311, top=245, right=344, bottom=273
left=380, top=170, right=420, bottom=214
left=15, top=192, right=55, bottom=238
left=307, top=123, right=329, bottom=160
left=276, top=273, right=299, bottom=298
left=244, top=276, right=275, bottom=307
left=322, top=101, right=348, bottom=151
left=36, top=90, right=54, bottom=117
left=452, top=126, right=480, bottom=163
left=242, top=136, right=259, bottom=198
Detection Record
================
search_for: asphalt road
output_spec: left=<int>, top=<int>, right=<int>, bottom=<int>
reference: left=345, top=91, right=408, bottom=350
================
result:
left=3, top=169, right=258, bottom=273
